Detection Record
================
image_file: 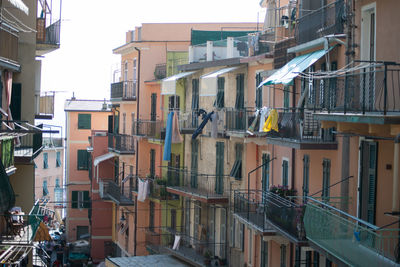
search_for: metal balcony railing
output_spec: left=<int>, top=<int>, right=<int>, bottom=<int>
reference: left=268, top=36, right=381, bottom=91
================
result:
left=304, top=197, right=400, bottom=266
left=233, top=190, right=276, bottom=233
left=14, top=132, right=43, bottom=160
left=296, top=0, right=345, bottom=45
left=110, top=81, right=137, bottom=101
left=0, top=25, right=18, bottom=63
left=309, top=62, right=400, bottom=115
left=131, top=120, right=162, bottom=139
left=36, top=19, right=61, bottom=46
left=100, top=179, right=134, bottom=206
left=108, top=133, right=135, bottom=154
left=154, top=63, right=167, bottom=80
left=166, top=167, right=230, bottom=201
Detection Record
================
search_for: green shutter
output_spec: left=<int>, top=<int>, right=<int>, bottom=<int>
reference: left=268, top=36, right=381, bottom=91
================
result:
left=235, top=74, right=244, bottom=109
left=191, top=140, right=198, bottom=188
left=262, top=154, right=270, bottom=192
left=78, top=114, right=91, bottom=129
left=256, top=73, right=263, bottom=109
left=282, top=160, right=288, bottom=186
left=71, top=191, right=78, bottom=208
left=151, top=93, right=157, bottom=120
left=56, top=151, right=61, bottom=167
left=83, top=191, right=90, bottom=208
left=215, top=142, right=224, bottom=194
left=322, top=159, right=331, bottom=201
left=77, top=150, right=88, bottom=170
left=43, top=152, right=48, bottom=169
left=367, top=143, right=377, bottom=224
left=230, top=143, right=243, bottom=180
left=150, top=149, right=155, bottom=177
left=216, top=77, right=225, bottom=108
left=303, top=155, right=310, bottom=197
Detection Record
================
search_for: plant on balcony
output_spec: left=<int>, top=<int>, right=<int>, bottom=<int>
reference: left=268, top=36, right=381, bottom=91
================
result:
left=270, top=185, right=297, bottom=199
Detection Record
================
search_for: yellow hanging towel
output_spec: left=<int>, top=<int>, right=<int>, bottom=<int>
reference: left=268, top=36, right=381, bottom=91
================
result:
left=263, top=109, right=279, bottom=132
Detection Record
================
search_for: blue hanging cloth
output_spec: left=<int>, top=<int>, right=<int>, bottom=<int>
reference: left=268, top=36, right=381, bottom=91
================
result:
left=163, top=112, right=174, bottom=161
left=192, top=110, right=214, bottom=140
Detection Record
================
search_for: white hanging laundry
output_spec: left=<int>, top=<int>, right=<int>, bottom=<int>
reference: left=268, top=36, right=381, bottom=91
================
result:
left=172, top=235, right=181, bottom=250
left=258, top=107, right=270, bottom=132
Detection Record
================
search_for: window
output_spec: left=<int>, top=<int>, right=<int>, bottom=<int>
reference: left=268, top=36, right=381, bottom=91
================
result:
left=322, top=159, right=331, bottom=201
left=280, top=244, right=287, bottom=267
left=43, top=152, right=48, bottom=169
left=78, top=114, right=91, bottom=129
left=261, top=240, right=269, bottom=267
left=122, top=113, right=126, bottom=134
left=124, top=61, right=128, bottom=81
left=77, top=150, right=89, bottom=170
left=168, top=95, right=180, bottom=111
left=282, top=159, right=289, bottom=186
left=302, top=155, right=310, bottom=197
left=255, top=73, right=263, bottom=109
left=216, top=77, right=225, bottom=108
left=76, top=226, right=89, bottom=240
left=71, top=191, right=90, bottom=209
left=133, top=58, right=137, bottom=82
left=230, top=143, right=243, bottom=180
left=55, top=178, right=60, bottom=188
left=56, top=151, right=61, bottom=167
left=149, top=201, right=155, bottom=231
left=313, top=251, right=320, bottom=267
left=235, top=74, right=245, bottom=109
left=43, top=180, right=49, bottom=196
left=283, top=86, right=290, bottom=110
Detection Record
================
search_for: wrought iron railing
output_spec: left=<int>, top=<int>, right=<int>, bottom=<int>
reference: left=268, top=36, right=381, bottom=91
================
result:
left=296, top=0, right=345, bottom=45
left=100, top=179, right=134, bottom=205
left=309, top=62, right=400, bottom=115
left=108, top=133, right=135, bottom=154
left=233, top=190, right=276, bottom=233
left=110, top=81, right=137, bottom=100
left=165, top=167, right=230, bottom=199
left=304, top=197, right=400, bottom=266
left=131, top=120, right=162, bottom=139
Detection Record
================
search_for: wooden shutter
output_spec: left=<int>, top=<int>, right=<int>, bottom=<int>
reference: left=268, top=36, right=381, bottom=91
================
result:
left=151, top=93, right=157, bottom=120
left=83, top=191, right=90, bottom=208
left=256, top=73, right=263, bottom=109
left=71, top=191, right=78, bottom=208
left=220, top=208, right=226, bottom=258
left=78, top=114, right=91, bottom=129
left=367, top=142, right=377, bottom=224
left=77, top=150, right=88, bottom=170
left=192, top=79, right=199, bottom=110
left=191, top=140, right=198, bottom=188
left=216, top=77, right=225, bottom=108
left=322, top=159, right=331, bottom=201
left=150, top=149, right=155, bottom=178
left=235, top=74, right=244, bottom=109
left=282, top=160, right=289, bottom=186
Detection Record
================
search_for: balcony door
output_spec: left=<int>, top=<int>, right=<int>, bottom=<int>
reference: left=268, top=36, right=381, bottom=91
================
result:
left=358, top=140, right=377, bottom=224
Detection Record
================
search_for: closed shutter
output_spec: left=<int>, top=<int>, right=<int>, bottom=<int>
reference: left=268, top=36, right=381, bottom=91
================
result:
left=215, top=142, right=224, bottom=194
left=43, top=152, right=48, bottom=169
left=151, top=93, right=157, bottom=120
left=282, top=160, right=289, bottom=186
left=83, top=191, right=90, bottom=208
left=77, top=150, right=88, bottom=170
left=262, top=153, right=270, bottom=192
left=367, top=142, right=377, bottom=224
left=220, top=208, right=226, bottom=259
left=78, top=114, right=91, bottom=129
left=261, top=240, right=269, bottom=267
left=191, top=140, right=198, bottom=188
left=256, top=73, right=263, bottom=108
left=150, top=149, right=155, bottom=178
left=191, top=79, right=199, bottom=128
left=322, top=159, right=331, bottom=201
left=235, top=74, right=244, bottom=109
left=71, top=191, right=78, bottom=208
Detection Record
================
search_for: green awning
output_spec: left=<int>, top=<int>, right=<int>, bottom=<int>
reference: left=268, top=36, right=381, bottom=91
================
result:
left=258, top=49, right=330, bottom=87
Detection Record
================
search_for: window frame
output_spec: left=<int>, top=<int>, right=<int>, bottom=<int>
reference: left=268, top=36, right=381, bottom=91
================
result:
left=77, top=149, right=89, bottom=170
left=78, top=114, right=91, bottom=130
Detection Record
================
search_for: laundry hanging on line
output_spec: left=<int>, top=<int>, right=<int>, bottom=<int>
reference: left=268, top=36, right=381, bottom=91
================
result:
left=263, top=108, right=279, bottom=133
left=192, top=109, right=214, bottom=140
left=163, top=112, right=174, bottom=161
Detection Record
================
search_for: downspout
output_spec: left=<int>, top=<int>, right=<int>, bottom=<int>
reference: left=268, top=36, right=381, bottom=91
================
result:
left=134, top=47, right=141, bottom=256
left=392, top=134, right=400, bottom=213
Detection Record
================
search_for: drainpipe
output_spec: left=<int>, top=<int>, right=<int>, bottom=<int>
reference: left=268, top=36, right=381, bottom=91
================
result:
left=392, top=134, right=400, bottom=213
left=134, top=47, right=141, bottom=256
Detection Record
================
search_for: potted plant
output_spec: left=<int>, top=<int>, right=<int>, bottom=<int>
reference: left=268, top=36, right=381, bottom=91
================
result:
left=203, top=250, right=212, bottom=266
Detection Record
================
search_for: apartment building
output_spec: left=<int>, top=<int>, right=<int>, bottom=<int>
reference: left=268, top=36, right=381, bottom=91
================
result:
left=64, top=99, right=111, bottom=247
left=0, top=0, right=62, bottom=264
left=34, top=137, right=64, bottom=211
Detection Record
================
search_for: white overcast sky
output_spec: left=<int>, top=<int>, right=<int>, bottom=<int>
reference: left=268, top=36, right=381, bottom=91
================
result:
left=38, top=0, right=265, bottom=133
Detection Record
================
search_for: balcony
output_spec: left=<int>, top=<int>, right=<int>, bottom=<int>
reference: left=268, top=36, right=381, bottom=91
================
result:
left=99, top=179, right=134, bottom=206
left=311, top=62, right=400, bottom=125
left=154, top=63, right=167, bottom=80
left=36, top=0, right=62, bottom=55
left=304, top=197, right=400, bottom=266
left=108, top=133, right=135, bottom=154
left=110, top=81, right=137, bottom=101
left=35, top=92, right=55, bottom=120
left=233, top=190, right=276, bottom=234
left=131, top=120, right=162, bottom=139
left=14, top=131, right=43, bottom=162
left=166, top=168, right=229, bottom=204
left=296, top=0, right=345, bottom=45
left=162, top=230, right=227, bottom=267
left=0, top=24, right=19, bottom=66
